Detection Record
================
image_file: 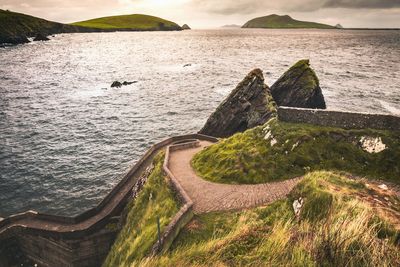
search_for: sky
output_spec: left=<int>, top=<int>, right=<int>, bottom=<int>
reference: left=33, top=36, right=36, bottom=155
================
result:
left=0, top=0, right=399, bottom=28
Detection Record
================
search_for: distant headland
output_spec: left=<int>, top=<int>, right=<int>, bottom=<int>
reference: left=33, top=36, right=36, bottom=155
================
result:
left=0, top=9, right=182, bottom=45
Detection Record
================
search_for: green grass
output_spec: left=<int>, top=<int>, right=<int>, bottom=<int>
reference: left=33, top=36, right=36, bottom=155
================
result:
left=242, top=14, right=335, bottom=29
left=71, top=14, right=181, bottom=31
left=103, top=152, right=180, bottom=267
left=192, top=118, right=400, bottom=184
left=138, top=171, right=400, bottom=266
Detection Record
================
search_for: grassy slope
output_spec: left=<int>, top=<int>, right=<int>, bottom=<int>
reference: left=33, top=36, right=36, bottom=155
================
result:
left=140, top=171, right=400, bottom=266
left=71, top=14, right=181, bottom=30
left=192, top=118, right=400, bottom=185
left=103, top=152, right=180, bottom=267
left=243, top=14, right=334, bottom=29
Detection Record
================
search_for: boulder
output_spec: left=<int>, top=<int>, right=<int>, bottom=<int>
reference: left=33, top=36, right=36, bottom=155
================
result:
left=199, top=69, right=275, bottom=138
left=270, top=60, right=326, bottom=109
left=182, top=24, right=191, bottom=30
left=33, top=33, right=50, bottom=41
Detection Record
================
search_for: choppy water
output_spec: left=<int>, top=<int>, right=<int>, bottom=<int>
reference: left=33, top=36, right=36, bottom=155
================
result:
left=0, top=29, right=399, bottom=217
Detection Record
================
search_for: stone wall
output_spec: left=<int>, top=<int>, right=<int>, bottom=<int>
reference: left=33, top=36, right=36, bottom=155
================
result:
left=278, top=107, right=400, bottom=131
left=0, top=134, right=218, bottom=267
left=151, top=140, right=200, bottom=254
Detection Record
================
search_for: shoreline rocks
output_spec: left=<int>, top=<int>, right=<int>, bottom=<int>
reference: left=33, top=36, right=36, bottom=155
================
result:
left=182, top=24, right=191, bottom=30
left=33, top=33, right=50, bottom=41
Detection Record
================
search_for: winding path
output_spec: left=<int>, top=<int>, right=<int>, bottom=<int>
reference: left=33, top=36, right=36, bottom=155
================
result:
left=168, top=140, right=301, bottom=213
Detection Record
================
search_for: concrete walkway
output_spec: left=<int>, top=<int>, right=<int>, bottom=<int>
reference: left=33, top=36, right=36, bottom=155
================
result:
left=168, top=141, right=301, bottom=214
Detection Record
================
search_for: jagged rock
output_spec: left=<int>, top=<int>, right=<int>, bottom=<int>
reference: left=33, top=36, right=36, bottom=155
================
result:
left=111, top=81, right=122, bottom=88
left=270, top=60, right=326, bottom=109
left=33, top=33, right=50, bottom=41
left=199, top=69, right=275, bottom=138
left=182, top=24, right=191, bottom=30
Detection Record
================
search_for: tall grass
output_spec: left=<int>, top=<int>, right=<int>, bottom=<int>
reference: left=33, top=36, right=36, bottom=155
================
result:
left=192, top=119, right=400, bottom=184
left=103, top=152, right=180, bottom=267
left=141, top=172, right=400, bottom=266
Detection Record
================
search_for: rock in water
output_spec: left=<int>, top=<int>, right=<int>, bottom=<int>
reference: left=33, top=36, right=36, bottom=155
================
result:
left=182, top=24, right=191, bottom=30
left=111, top=81, right=122, bottom=88
left=33, top=33, right=50, bottom=41
left=199, top=69, right=275, bottom=138
left=270, top=59, right=326, bottom=109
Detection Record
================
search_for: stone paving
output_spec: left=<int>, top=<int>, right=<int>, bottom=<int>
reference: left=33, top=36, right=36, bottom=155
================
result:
left=168, top=141, right=302, bottom=214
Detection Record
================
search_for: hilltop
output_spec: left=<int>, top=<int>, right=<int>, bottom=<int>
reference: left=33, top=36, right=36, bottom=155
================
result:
left=71, top=14, right=182, bottom=31
left=243, top=14, right=335, bottom=29
left=0, top=9, right=92, bottom=44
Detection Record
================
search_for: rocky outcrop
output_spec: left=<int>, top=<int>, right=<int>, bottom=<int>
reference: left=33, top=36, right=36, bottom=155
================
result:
left=199, top=69, right=275, bottom=138
left=182, top=24, right=191, bottom=30
left=111, top=81, right=137, bottom=88
left=33, top=33, right=50, bottom=41
left=270, top=60, right=326, bottom=109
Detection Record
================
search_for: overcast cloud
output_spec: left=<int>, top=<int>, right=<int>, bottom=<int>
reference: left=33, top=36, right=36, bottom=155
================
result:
left=0, top=0, right=399, bottom=28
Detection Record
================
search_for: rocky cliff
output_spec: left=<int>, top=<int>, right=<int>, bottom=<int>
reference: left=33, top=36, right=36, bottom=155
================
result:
left=199, top=69, right=275, bottom=138
left=199, top=60, right=326, bottom=138
left=270, top=60, right=326, bottom=109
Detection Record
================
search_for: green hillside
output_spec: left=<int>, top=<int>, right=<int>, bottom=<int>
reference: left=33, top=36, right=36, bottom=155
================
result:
left=242, top=14, right=335, bottom=29
left=0, top=9, right=88, bottom=44
left=193, top=118, right=400, bottom=185
left=71, top=14, right=182, bottom=31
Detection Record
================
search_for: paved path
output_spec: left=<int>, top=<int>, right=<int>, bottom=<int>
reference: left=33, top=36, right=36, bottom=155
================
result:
left=168, top=141, right=301, bottom=214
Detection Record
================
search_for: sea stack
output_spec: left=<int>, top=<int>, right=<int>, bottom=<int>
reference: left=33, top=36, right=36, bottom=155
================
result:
left=199, top=69, right=275, bottom=138
left=182, top=24, right=191, bottom=30
left=270, top=60, right=326, bottom=109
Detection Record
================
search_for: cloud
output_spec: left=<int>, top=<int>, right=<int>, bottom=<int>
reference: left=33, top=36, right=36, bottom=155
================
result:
left=191, top=0, right=400, bottom=14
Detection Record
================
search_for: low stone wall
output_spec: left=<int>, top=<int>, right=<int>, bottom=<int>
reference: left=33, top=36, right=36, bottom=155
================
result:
left=151, top=140, right=206, bottom=254
left=278, top=107, right=400, bottom=131
left=0, top=134, right=218, bottom=267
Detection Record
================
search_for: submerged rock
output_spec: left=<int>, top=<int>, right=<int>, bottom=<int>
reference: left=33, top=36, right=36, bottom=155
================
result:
left=199, top=69, right=275, bottom=138
left=33, top=33, right=50, bottom=41
left=270, top=59, right=326, bottom=109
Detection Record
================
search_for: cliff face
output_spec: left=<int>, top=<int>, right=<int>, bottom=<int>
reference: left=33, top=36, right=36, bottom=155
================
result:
left=199, top=69, right=275, bottom=138
left=270, top=60, right=326, bottom=109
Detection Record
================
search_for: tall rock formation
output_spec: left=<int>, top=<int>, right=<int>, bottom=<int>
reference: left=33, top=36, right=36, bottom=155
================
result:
left=270, top=60, right=326, bottom=109
left=199, top=69, right=275, bottom=138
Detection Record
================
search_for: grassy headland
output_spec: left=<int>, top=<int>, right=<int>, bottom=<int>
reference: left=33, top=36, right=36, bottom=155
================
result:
left=242, top=14, right=335, bottom=29
left=192, top=118, right=400, bottom=184
left=0, top=9, right=88, bottom=44
left=138, top=171, right=400, bottom=266
left=71, top=14, right=182, bottom=31
left=103, top=152, right=180, bottom=266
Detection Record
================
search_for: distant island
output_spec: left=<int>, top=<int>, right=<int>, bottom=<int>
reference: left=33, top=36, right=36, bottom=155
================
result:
left=242, top=14, right=335, bottom=29
left=71, top=14, right=182, bottom=31
left=0, top=10, right=182, bottom=45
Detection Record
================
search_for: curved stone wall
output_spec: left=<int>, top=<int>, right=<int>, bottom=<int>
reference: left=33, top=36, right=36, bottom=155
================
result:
left=0, top=134, right=218, bottom=267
